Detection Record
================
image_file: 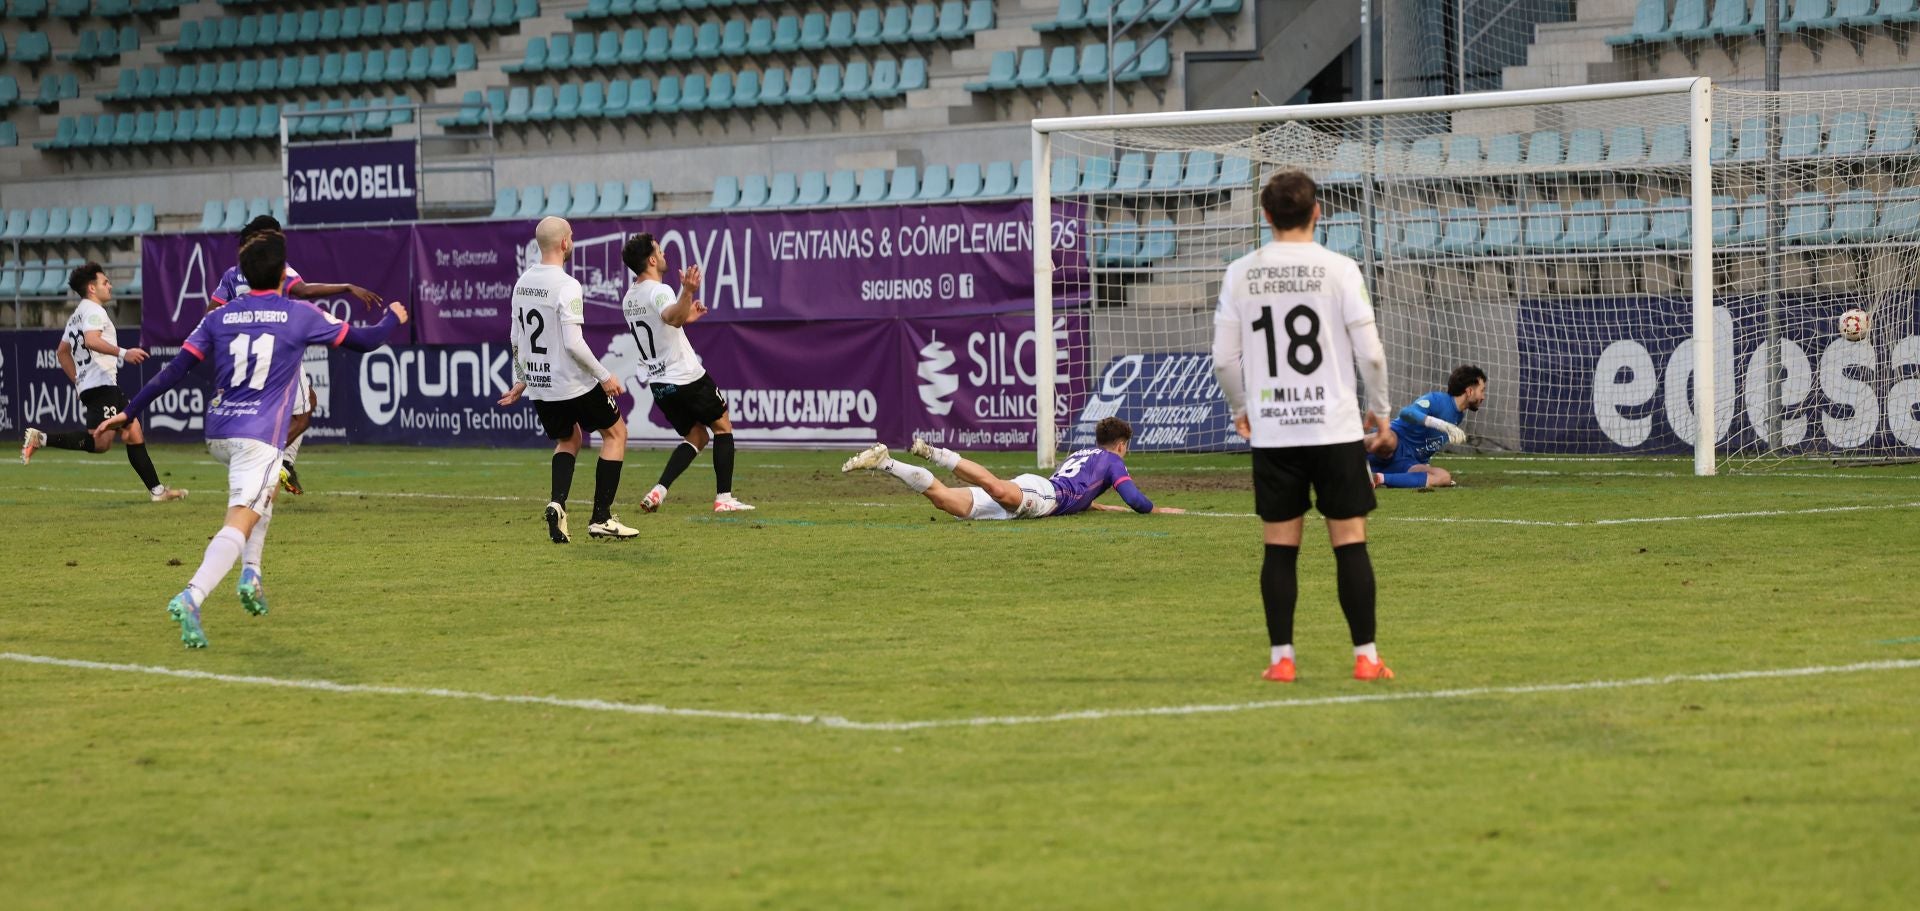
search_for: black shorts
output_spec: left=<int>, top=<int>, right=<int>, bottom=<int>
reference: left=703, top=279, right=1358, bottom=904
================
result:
left=532, top=387, right=621, bottom=440
left=650, top=373, right=727, bottom=436
left=1253, top=440, right=1377, bottom=522
left=80, top=385, right=129, bottom=429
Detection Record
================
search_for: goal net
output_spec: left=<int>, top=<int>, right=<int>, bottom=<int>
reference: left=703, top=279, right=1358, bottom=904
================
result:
left=1031, top=79, right=1920, bottom=472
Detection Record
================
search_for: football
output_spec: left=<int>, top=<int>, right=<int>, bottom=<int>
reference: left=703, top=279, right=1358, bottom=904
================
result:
left=1839, top=308, right=1871, bottom=342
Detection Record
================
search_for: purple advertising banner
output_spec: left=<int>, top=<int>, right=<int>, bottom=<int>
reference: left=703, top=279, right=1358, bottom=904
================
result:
left=140, top=229, right=413, bottom=349
left=407, top=201, right=1085, bottom=343
left=130, top=200, right=1088, bottom=449
left=1519, top=293, right=1920, bottom=455
left=286, top=139, right=419, bottom=226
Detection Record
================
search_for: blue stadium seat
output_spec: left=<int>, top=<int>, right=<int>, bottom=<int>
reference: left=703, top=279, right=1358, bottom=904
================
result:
left=908, top=3, right=939, bottom=41
left=1601, top=199, right=1651, bottom=248
left=916, top=164, right=951, bottom=200
left=1483, top=133, right=1524, bottom=167
left=1823, top=110, right=1871, bottom=156
left=841, top=62, right=871, bottom=101
left=1525, top=130, right=1563, bottom=167
left=1779, top=114, right=1825, bottom=159
left=983, top=160, right=1016, bottom=196
left=1730, top=117, right=1768, bottom=161
left=1111, top=152, right=1149, bottom=191
left=710, top=175, right=741, bottom=209
left=881, top=5, right=912, bottom=44
left=856, top=167, right=889, bottom=203
left=625, top=78, right=654, bottom=115
left=1869, top=108, right=1917, bottom=154
left=131, top=204, right=156, bottom=234
left=965, top=0, right=994, bottom=32
left=568, top=182, right=598, bottom=217
left=967, top=50, right=1017, bottom=91
left=1, top=209, right=31, bottom=242
left=866, top=166, right=912, bottom=203
left=799, top=12, right=830, bottom=51
left=1644, top=197, right=1690, bottom=249
left=1646, top=124, right=1690, bottom=164
left=219, top=198, right=248, bottom=232
left=491, top=187, right=518, bottom=218
left=1138, top=219, right=1176, bottom=264
left=1048, top=157, right=1080, bottom=194
left=1436, top=208, right=1482, bottom=255
left=1818, top=191, right=1877, bottom=243
left=1178, top=151, right=1218, bottom=190
left=514, top=184, right=546, bottom=217
left=772, top=14, right=802, bottom=53
left=1093, top=219, right=1142, bottom=268
left=1782, top=192, right=1831, bottom=244
left=768, top=172, right=800, bottom=207
left=1445, top=135, right=1481, bottom=171
left=1556, top=200, right=1608, bottom=249
left=1522, top=203, right=1564, bottom=252
left=679, top=73, right=709, bottom=111
left=1013, top=48, right=1047, bottom=88
left=1564, top=128, right=1606, bottom=165
left=1141, top=151, right=1181, bottom=190
left=1605, top=126, right=1647, bottom=164
left=540, top=183, right=570, bottom=216
left=694, top=21, right=721, bottom=58
left=623, top=179, right=654, bottom=214
left=813, top=64, right=844, bottom=102
left=746, top=18, right=775, bottom=55
left=1045, top=46, right=1078, bottom=86
left=900, top=57, right=928, bottom=91
left=853, top=8, right=883, bottom=46
left=949, top=162, right=984, bottom=198
left=1395, top=210, right=1440, bottom=256
left=593, top=180, right=625, bottom=216
left=1480, top=205, right=1523, bottom=254
left=738, top=174, right=770, bottom=209
left=869, top=60, right=899, bottom=98
left=1865, top=192, right=1920, bottom=241
left=1608, top=0, right=1672, bottom=45
left=796, top=171, right=829, bottom=206
left=1079, top=155, right=1114, bottom=192
left=787, top=67, right=817, bottom=104
left=826, top=169, right=858, bottom=204
left=757, top=68, right=788, bottom=105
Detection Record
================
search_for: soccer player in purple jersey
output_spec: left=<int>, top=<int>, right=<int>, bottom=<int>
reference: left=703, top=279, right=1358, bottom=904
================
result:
left=841, top=417, right=1183, bottom=520
left=98, top=233, right=407, bottom=648
left=210, top=215, right=384, bottom=496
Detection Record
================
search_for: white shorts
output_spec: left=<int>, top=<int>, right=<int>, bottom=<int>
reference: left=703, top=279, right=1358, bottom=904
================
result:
left=966, top=473, right=1057, bottom=521
left=291, top=370, right=314, bottom=416
left=208, top=437, right=282, bottom=512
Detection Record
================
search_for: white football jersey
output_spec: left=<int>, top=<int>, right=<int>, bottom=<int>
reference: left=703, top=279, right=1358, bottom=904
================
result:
left=509, top=263, right=595, bottom=401
left=621, top=278, right=706, bottom=386
left=1212, top=241, right=1385, bottom=448
left=62, top=299, right=120, bottom=393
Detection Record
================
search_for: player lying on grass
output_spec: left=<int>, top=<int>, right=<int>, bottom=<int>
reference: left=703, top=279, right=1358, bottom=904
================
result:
left=98, top=233, right=406, bottom=648
left=1365, top=364, right=1487, bottom=489
left=842, top=417, right=1184, bottom=520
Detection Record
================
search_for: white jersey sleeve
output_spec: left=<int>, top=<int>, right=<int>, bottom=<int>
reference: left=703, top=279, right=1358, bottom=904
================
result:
left=1211, top=242, right=1381, bottom=448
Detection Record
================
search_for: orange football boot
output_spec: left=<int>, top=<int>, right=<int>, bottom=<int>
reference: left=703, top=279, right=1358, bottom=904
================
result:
left=1262, top=657, right=1297, bottom=682
left=1353, top=655, right=1395, bottom=681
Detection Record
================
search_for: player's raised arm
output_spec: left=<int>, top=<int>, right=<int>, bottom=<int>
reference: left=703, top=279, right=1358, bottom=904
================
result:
left=102, top=329, right=209, bottom=434
left=661, top=264, right=705, bottom=327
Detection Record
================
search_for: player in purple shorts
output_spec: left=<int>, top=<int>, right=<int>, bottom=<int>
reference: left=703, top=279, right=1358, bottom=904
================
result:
left=841, top=417, right=1184, bottom=520
left=98, top=233, right=408, bottom=648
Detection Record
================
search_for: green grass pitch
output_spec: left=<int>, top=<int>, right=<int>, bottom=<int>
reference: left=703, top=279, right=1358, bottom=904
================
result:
left=3, top=444, right=1918, bottom=908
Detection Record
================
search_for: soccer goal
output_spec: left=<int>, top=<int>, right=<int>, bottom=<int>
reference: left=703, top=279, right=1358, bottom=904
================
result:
left=1030, top=78, right=1920, bottom=473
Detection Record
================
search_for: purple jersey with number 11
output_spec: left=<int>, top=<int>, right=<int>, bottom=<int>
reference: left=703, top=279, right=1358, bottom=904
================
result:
left=182, top=290, right=348, bottom=446
left=1049, top=447, right=1155, bottom=516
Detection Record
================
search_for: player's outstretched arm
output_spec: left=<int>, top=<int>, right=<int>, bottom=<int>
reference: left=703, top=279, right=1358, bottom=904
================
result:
left=102, top=349, right=205, bottom=433
left=291, top=280, right=383, bottom=306
left=335, top=304, right=406, bottom=352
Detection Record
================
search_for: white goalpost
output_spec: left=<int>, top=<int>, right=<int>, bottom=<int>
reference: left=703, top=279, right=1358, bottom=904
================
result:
left=1031, top=78, right=1920, bottom=474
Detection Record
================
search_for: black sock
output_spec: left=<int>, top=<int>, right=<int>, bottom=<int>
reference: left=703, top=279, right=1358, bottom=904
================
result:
left=550, top=451, right=576, bottom=505
left=656, top=441, right=699, bottom=489
left=1261, top=543, right=1300, bottom=648
left=126, top=443, right=161, bottom=490
left=1334, top=542, right=1378, bottom=647
left=712, top=432, right=735, bottom=496
left=46, top=431, right=98, bottom=453
left=591, top=457, right=623, bottom=524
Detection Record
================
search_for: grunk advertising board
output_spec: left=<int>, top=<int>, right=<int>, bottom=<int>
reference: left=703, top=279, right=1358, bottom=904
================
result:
left=134, top=199, right=1087, bottom=449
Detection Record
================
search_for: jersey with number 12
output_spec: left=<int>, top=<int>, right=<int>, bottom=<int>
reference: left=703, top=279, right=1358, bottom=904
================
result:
left=509, top=263, right=593, bottom=401
left=181, top=290, right=348, bottom=446
left=1214, top=241, right=1376, bottom=448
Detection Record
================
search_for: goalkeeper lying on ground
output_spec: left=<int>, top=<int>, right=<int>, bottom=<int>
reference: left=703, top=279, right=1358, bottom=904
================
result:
left=1365, top=364, right=1487, bottom=489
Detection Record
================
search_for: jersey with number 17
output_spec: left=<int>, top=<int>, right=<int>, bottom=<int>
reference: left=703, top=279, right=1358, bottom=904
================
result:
left=1214, top=241, right=1376, bottom=448
left=182, top=290, right=349, bottom=446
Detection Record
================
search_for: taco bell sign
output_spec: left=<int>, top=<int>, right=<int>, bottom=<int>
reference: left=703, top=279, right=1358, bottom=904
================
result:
left=286, top=139, right=418, bottom=225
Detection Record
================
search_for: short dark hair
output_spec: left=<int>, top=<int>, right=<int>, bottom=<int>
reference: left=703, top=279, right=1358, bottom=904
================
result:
left=1448, top=364, right=1488, bottom=396
left=240, top=215, right=282, bottom=244
left=68, top=262, right=107, bottom=298
left=1094, top=417, right=1133, bottom=447
left=621, top=232, right=659, bottom=277
left=1260, top=170, right=1318, bottom=232
left=239, top=231, right=287, bottom=294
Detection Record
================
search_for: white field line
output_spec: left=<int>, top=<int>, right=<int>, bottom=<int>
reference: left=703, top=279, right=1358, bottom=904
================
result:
left=9, top=486, right=1918, bottom=526
left=4, top=652, right=1915, bottom=732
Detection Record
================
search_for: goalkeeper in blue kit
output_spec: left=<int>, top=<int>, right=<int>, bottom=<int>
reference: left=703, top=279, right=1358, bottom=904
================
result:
left=1367, top=365, right=1487, bottom=489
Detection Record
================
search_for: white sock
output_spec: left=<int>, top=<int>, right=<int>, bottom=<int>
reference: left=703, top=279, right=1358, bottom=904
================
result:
left=188, top=527, right=247, bottom=602
left=1271, top=645, right=1295, bottom=665
left=149, top=484, right=166, bottom=496
left=1354, top=642, right=1379, bottom=661
left=880, top=459, right=934, bottom=493
left=926, top=445, right=960, bottom=472
left=282, top=434, right=304, bottom=464
left=243, top=508, right=272, bottom=573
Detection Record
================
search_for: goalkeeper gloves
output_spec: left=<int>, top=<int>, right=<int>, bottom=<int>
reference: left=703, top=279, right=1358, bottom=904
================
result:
left=1424, top=415, right=1468, bottom=445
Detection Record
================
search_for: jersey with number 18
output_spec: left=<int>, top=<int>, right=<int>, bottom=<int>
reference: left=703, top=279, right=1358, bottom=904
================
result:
left=510, top=263, right=594, bottom=402
left=1213, top=241, right=1384, bottom=448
